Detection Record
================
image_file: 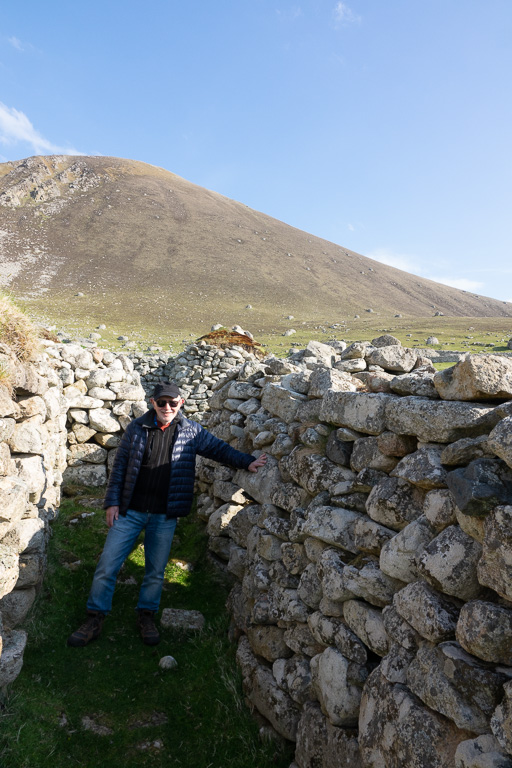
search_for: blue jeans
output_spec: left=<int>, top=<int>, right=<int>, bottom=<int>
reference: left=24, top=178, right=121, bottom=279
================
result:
left=87, top=509, right=177, bottom=614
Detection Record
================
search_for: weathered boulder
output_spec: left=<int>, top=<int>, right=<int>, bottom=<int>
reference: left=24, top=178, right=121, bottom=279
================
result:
left=0, top=629, right=27, bottom=688
left=385, top=397, right=495, bottom=443
left=455, top=734, right=512, bottom=768
left=295, top=701, right=362, bottom=768
left=446, top=459, right=512, bottom=516
left=478, top=505, right=512, bottom=600
left=0, top=543, right=19, bottom=599
left=407, top=641, right=509, bottom=734
left=303, top=506, right=362, bottom=554
left=366, top=345, right=418, bottom=373
left=308, top=367, right=357, bottom=398
left=359, top=669, right=471, bottom=768
left=261, top=383, right=307, bottom=423
left=88, top=408, right=121, bottom=433
left=350, top=436, right=398, bottom=473
left=491, top=680, right=512, bottom=755
left=320, top=391, right=394, bottom=435
left=67, top=443, right=108, bottom=465
left=61, top=464, right=107, bottom=487
left=393, top=581, right=460, bottom=643
left=0, top=586, right=36, bottom=627
left=343, top=599, right=389, bottom=656
left=423, top=488, right=458, bottom=531
left=441, top=435, right=493, bottom=466
left=391, top=446, right=447, bottom=490
left=0, top=476, right=28, bottom=539
left=417, top=525, right=483, bottom=601
left=380, top=517, right=435, bottom=583
left=434, top=355, right=512, bottom=400
left=366, top=476, right=426, bottom=531
left=281, top=447, right=355, bottom=494
left=456, top=601, right=512, bottom=665
left=310, top=646, right=368, bottom=727
left=488, top=417, right=512, bottom=470
left=246, top=625, right=292, bottom=662
left=390, top=369, right=438, bottom=398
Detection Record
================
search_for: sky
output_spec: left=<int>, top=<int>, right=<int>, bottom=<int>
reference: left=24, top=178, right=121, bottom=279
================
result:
left=0, top=0, right=511, bottom=303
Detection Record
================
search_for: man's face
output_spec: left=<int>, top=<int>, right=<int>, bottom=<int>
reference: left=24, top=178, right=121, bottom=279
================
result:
left=150, top=396, right=184, bottom=425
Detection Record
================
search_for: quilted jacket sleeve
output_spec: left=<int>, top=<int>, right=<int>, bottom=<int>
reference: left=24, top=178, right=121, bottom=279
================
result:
left=103, top=422, right=135, bottom=508
left=196, top=425, right=255, bottom=470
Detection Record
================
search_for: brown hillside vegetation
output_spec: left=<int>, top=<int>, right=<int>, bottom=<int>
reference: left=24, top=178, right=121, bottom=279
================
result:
left=0, top=155, right=510, bottom=340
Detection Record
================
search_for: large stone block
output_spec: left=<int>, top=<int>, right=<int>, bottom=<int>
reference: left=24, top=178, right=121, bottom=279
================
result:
left=488, top=417, right=512, bottom=470
left=295, top=701, right=362, bottom=768
left=446, top=458, right=512, bottom=516
left=310, top=646, right=368, bottom=727
left=366, top=476, right=426, bottom=531
left=303, top=506, right=362, bottom=553
left=0, top=629, right=27, bottom=687
left=0, top=543, right=19, bottom=599
left=320, top=391, right=394, bottom=434
left=478, top=505, right=512, bottom=600
left=359, top=669, right=473, bottom=768
left=407, top=641, right=509, bottom=734
left=261, top=383, right=307, bottom=423
left=0, top=476, right=28, bottom=539
left=234, top=455, right=282, bottom=505
left=385, top=396, right=495, bottom=443
left=0, top=586, right=36, bottom=627
left=380, top=517, right=435, bottom=583
left=343, top=599, right=389, bottom=656
left=393, top=580, right=460, bottom=643
left=456, top=600, right=512, bottom=665
left=366, top=345, right=418, bottom=373
left=434, top=354, right=512, bottom=400
left=418, top=525, right=483, bottom=601
left=62, top=464, right=107, bottom=487
left=281, top=447, right=355, bottom=495
left=391, top=446, right=447, bottom=490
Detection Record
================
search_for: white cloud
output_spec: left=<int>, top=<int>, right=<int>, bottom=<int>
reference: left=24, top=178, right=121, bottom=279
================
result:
left=333, top=2, right=361, bottom=26
left=347, top=223, right=355, bottom=231
left=8, top=36, right=24, bottom=51
left=0, top=102, right=83, bottom=156
left=366, top=247, right=422, bottom=274
left=427, top=276, right=484, bottom=292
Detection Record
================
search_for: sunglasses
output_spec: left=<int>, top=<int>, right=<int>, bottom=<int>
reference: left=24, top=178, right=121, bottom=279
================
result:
left=155, top=399, right=181, bottom=408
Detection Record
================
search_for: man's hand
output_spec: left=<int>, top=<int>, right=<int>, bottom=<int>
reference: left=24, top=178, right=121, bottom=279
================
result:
left=106, top=506, right=119, bottom=528
left=248, top=453, right=267, bottom=473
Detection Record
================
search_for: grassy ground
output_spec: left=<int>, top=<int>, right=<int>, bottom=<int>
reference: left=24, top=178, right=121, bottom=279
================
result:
left=0, top=492, right=294, bottom=768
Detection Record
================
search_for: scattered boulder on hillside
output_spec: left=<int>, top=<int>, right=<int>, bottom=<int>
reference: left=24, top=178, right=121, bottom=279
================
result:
left=426, top=336, right=439, bottom=345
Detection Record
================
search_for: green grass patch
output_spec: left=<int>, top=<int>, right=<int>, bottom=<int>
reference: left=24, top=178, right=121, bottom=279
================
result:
left=0, top=493, right=293, bottom=768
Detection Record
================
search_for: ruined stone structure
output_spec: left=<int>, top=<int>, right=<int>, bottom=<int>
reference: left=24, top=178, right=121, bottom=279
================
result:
left=2, top=334, right=512, bottom=767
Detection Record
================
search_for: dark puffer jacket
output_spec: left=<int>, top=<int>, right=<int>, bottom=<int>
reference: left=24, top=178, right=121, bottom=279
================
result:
left=104, top=409, right=255, bottom=518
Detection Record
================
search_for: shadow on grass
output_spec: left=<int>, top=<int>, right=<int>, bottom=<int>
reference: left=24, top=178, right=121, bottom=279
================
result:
left=0, top=492, right=294, bottom=768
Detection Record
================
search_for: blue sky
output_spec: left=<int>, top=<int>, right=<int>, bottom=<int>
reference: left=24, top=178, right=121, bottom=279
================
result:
left=1, top=0, right=511, bottom=303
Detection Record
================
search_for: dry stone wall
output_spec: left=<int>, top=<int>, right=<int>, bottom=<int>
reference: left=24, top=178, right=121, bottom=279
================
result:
left=195, top=339, right=512, bottom=768
left=3, top=331, right=512, bottom=768
left=0, top=338, right=260, bottom=688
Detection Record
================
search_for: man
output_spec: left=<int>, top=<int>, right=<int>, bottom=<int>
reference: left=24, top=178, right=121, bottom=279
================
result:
left=68, top=381, right=266, bottom=647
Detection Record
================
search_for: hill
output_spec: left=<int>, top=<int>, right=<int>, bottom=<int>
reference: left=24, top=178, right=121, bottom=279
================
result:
left=0, top=155, right=510, bottom=342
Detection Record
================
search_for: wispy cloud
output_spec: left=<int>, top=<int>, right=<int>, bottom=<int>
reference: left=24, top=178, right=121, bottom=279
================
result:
left=0, top=102, right=83, bottom=156
left=347, top=223, right=355, bottom=232
left=366, top=247, right=422, bottom=274
left=333, top=2, right=361, bottom=27
left=427, top=276, right=484, bottom=292
left=8, top=36, right=24, bottom=51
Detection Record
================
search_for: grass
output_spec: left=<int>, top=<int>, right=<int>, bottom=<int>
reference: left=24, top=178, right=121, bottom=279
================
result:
left=0, top=491, right=294, bottom=768
left=0, top=292, right=41, bottom=363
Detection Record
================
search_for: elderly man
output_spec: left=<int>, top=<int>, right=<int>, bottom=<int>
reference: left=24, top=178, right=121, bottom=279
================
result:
left=68, top=382, right=266, bottom=647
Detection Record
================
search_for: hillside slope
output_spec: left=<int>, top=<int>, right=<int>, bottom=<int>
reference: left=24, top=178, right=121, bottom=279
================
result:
left=0, top=155, right=510, bottom=337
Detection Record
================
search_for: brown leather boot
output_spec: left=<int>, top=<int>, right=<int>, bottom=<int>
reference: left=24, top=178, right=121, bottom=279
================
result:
left=137, top=609, right=160, bottom=646
left=67, top=612, right=105, bottom=647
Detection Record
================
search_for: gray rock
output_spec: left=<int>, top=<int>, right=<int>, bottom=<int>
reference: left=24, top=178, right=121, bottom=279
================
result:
left=366, top=476, right=426, bottom=531
left=393, top=580, right=460, bottom=643
left=247, top=625, right=292, bottom=662
left=491, top=680, right=512, bottom=754
left=380, top=517, right=435, bottom=583
left=418, top=525, right=483, bottom=600
left=434, top=354, right=512, bottom=400
left=295, top=701, right=362, bottom=768
left=343, top=599, right=389, bottom=656
left=350, top=437, right=398, bottom=473
left=160, top=608, right=205, bottom=631
left=308, top=367, right=357, bottom=398
left=321, top=391, right=394, bottom=435
left=390, top=446, right=447, bottom=489
left=446, top=458, right=512, bottom=516
left=385, top=396, right=495, bottom=443
left=423, top=488, right=458, bottom=530
left=478, top=505, right=512, bottom=600
left=0, top=629, right=27, bottom=687
left=366, top=345, right=418, bottom=373
left=488, top=417, right=512, bottom=470
left=407, top=641, right=510, bottom=734
left=441, top=435, right=493, bottom=466
left=310, top=646, right=368, bottom=727
left=456, top=600, right=512, bottom=665
left=359, top=669, right=471, bottom=768
left=455, top=734, right=512, bottom=768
